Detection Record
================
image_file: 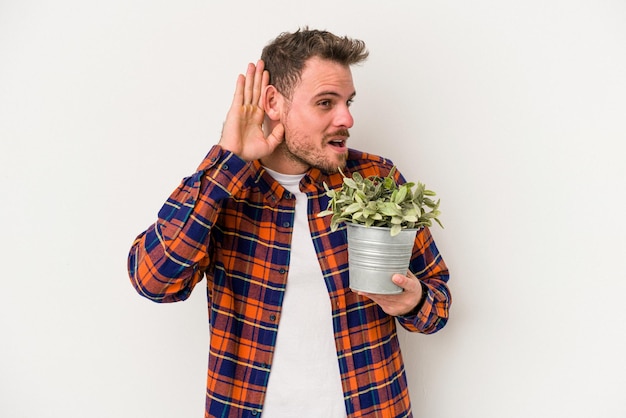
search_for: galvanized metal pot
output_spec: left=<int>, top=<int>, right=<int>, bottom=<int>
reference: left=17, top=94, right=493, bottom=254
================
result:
left=346, top=223, right=419, bottom=294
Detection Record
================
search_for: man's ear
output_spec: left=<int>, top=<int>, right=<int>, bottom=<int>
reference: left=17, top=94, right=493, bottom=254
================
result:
left=263, top=85, right=283, bottom=121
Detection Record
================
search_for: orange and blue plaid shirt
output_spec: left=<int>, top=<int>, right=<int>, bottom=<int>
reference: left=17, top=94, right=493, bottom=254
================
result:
left=128, top=145, right=451, bottom=418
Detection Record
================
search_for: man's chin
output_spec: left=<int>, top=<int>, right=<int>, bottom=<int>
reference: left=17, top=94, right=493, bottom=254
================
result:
left=320, top=154, right=348, bottom=174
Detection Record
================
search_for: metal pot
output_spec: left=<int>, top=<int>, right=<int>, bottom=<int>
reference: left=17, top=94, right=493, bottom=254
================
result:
left=346, top=223, right=419, bottom=294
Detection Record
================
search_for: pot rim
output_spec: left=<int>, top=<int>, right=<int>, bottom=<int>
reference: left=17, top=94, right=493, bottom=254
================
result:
left=345, top=222, right=422, bottom=232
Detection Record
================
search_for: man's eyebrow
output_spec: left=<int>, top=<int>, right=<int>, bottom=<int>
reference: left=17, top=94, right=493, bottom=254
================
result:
left=314, top=91, right=357, bottom=99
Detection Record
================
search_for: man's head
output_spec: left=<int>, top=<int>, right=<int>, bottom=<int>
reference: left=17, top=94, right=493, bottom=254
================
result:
left=261, top=28, right=369, bottom=100
left=260, top=29, right=369, bottom=174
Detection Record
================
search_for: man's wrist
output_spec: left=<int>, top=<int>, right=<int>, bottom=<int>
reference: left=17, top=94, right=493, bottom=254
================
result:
left=401, top=281, right=428, bottom=317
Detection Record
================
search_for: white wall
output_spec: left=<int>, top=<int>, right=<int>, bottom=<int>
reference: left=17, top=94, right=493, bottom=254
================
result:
left=1, top=1, right=625, bottom=417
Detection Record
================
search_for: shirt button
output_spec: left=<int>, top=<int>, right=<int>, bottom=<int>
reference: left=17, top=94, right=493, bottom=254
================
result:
left=279, top=268, right=286, bottom=274
left=251, top=411, right=258, bottom=416
left=222, top=164, right=229, bottom=171
left=282, top=221, right=290, bottom=228
left=269, top=314, right=277, bottom=321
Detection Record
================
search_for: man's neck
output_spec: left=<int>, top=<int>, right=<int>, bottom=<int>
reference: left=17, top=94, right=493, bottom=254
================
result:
left=260, top=143, right=310, bottom=175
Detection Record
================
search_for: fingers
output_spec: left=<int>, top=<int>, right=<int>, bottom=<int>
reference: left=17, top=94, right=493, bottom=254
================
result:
left=243, top=63, right=255, bottom=104
left=356, top=272, right=423, bottom=316
left=242, top=60, right=265, bottom=106
left=391, top=271, right=418, bottom=292
left=252, top=60, right=265, bottom=105
left=260, top=68, right=270, bottom=107
left=230, top=60, right=266, bottom=113
left=267, top=123, right=285, bottom=150
left=231, top=74, right=245, bottom=109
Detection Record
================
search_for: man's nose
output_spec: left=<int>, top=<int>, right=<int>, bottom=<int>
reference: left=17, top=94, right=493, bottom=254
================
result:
left=335, top=105, right=354, bottom=129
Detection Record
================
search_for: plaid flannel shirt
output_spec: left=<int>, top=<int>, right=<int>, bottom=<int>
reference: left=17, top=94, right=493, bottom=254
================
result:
left=128, top=145, right=451, bottom=418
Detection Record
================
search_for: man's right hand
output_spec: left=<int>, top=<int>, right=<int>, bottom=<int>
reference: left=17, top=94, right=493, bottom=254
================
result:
left=218, top=60, right=285, bottom=161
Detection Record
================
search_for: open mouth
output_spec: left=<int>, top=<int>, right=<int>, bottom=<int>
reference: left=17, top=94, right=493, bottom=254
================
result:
left=328, top=139, right=347, bottom=149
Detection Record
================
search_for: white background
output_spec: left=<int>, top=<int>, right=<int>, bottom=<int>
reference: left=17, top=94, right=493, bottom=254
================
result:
left=1, top=1, right=625, bottom=417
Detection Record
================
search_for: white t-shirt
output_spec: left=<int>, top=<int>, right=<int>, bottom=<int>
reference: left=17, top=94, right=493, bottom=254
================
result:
left=262, top=167, right=346, bottom=418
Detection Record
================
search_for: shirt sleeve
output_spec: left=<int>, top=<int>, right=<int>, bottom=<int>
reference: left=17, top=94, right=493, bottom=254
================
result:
left=396, top=227, right=451, bottom=334
left=127, top=145, right=253, bottom=303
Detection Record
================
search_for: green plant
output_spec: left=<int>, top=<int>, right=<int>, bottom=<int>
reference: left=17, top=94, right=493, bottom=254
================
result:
left=318, top=166, right=443, bottom=236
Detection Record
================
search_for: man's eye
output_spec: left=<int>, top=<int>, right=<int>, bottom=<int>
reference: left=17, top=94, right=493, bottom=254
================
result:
left=347, top=99, right=354, bottom=107
left=318, top=100, right=332, bottom=107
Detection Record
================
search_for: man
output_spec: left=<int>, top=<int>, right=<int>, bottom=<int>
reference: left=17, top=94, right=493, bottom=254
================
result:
left=128, top=28, right=451, bottom=418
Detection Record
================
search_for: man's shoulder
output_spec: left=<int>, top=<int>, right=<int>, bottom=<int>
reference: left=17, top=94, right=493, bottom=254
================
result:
left=345, top=148, right=396, bottom=177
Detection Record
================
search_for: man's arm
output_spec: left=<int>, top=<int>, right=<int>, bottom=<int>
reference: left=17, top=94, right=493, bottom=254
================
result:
left=127, top=147, right=253, bottom=302
left=358, top=227, right=451, bottom=334
left=128, top=60, right=284, bottom=302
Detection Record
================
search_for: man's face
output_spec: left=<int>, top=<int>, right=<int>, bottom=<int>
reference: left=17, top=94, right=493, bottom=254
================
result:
left=278, top=57, right=356, bottom=173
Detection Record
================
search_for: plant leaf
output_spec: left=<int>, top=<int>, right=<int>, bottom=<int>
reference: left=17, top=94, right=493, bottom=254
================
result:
left=344, top=178, right=357, bottom=189
left=395, top=185, right=408, bottom=204
left=342, top=202, right=362, bottom=214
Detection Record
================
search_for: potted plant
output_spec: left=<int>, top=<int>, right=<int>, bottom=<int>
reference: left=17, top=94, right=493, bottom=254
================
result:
left=318, top=166, right=443, bottom=294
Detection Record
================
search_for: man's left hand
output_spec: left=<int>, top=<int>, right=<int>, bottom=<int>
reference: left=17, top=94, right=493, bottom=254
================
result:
left=357, top=271, right=424, bottom=316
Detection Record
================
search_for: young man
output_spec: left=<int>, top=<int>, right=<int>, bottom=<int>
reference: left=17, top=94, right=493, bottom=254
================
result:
left=128, top=28, right=451, bottom=418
